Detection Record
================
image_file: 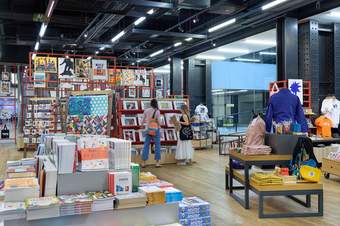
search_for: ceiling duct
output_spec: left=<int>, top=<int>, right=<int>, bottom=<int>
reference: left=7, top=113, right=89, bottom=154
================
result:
left=177, top=0, right=211, bottom=9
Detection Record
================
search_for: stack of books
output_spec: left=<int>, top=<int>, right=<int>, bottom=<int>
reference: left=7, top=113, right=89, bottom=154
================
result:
left=87, top=191, right=114, bottom=212
left=106, top=138, right=132, bottom=170
left=161, top=187, right=183, bottom=203
left=0, top=202, right=26, bottom=220
left=79, top=146, right=109, bottom=171
left=4, top=178, right=40, bottom=202
left=59, top=194, right=93, bottom=216
left=6, top=158, right=37, bottom=179
left=130, top=163, right=140, bottom=192
left=56, top=142, right=76, bottom=174
left=178, top=197, right=211, bottom=226
left=114, top=192, right=147, bottom=209
left=139, top=186, right=166, bottom=206
left=140, top=172, right=159, bottom=184
left=25, top=196, right=60, bottom=220
left=108, top=171, right=132, bottom=195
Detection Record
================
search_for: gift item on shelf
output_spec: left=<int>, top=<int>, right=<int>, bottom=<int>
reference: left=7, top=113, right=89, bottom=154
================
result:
left=58, top=193, right=93, bottom=216
left=25, top=196, right=60, bottom=221
left=0, top=202, right=26, bottom=220
left=139, top=186, right=166, bottom=206
left=4, top=178, right=40, bottom=202
left=161, top=187, right=183, bottom=203
left=194, top=104, right=209, bottom=121
left=114, top=192, right=147, bottom=209
left=79, top=146, right=109, bottom=171
left=242, top=145, right=272, bottom=155
left=315, top=115, right=332, bottom=138
left=108, top=171, right=132, bottom=195
left=106, top=138, right=132, bottom=170
left=130, top=163, right=140, bottom=192
left=87, top=191, right=114, bottom=212
left=251, top=172, right=283, bottom=186
left=178, top=197, right=211, bottom=226
left=321, top=96, right=340, bottom=129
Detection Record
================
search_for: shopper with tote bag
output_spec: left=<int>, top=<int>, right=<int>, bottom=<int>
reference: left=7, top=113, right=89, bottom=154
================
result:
left=176, top=104, right=194, bottom=165
left=141, top=99, right=162, bottom=168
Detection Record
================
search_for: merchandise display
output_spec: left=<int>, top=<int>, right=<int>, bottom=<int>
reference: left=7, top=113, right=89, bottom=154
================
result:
left=178, top=197, right=211, bottom=226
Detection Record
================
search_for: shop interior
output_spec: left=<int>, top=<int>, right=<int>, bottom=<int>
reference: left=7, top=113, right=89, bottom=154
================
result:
left=2, top=1, right=340, bottom=226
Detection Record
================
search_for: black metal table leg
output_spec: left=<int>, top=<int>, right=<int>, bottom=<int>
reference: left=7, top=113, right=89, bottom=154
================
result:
left=244, top=163, right=250, bottom=209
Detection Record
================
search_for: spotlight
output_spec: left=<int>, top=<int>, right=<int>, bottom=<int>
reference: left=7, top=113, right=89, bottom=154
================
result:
left=84, top=33, right=88, bottom=38
left=178, top=26, right=184, bottom=33
left=168, top=57, right=171, bottom=62
left=193, top=16, right=199, bottom=24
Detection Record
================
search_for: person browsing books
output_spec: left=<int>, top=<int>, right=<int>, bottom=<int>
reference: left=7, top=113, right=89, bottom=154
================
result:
left=141, top=99, right=162, bottom=168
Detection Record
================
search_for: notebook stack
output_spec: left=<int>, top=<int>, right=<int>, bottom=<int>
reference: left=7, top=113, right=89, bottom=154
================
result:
left=87, top=191, right=114, bottom=212
left=58, top=194, right=93, bottom=216
left=0, top=202, right=26, bottom=220
left=108, top=171, right=132, bottom=195
left=79, top=146, right=109, bottom=171
left=4, top=178, right=40, bottom=202
left=56, top=142, right=76, bottom=174
left=6, top=158, right=37, bottom=179
left=25, top=196, right=60, bottom=220
left=178, top=197, right=211, bottom=226
left=140, top=172, right=159, bottom=185
left=161, top=187, right=183, bottom=203
left=139, top=186, right=166, bottom=206
left=114, top=192, right=147, bottom=209
left=107, top=138, right=132, bottom=170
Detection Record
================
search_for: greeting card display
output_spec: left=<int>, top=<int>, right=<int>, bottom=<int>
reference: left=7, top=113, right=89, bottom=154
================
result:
left=141, top=101, right=151, bottom=110
left=45, top=57, right=57, bottom=73
left=1, top=72, right=10, bottom=81
left=122, top=116, right=137, bottom=126
left=92, top=59, right=108, bottom=80
left=141, top=88, right=151, bottom=98
left=128, top=87, right=136, bottom=98
left=75, top=59, right=91, bottom=78
left=158, top=101, right=173, bottom=110
left=123, top=130, right=136, bottom=142
left=173, top=101, right=187, bottom=110
left=58, top=57, right=75, bottom=78
left=165, top=129, right=177, bottom=141
left=0, top=81, right=11, bottom=95
left=123, top=101, right=138, bottom=110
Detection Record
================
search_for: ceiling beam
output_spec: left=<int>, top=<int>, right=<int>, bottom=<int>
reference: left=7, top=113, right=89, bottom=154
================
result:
left=131, top=28, right=207, bottom=39
left=117, top=0, right=175, bottom=9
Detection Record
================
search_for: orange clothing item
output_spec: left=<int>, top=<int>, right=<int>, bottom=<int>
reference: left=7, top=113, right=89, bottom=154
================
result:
left=315, top=116, right=332, bottom=138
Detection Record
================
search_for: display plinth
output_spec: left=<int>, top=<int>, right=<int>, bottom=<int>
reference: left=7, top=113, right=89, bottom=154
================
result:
left=4, top=203, right=178, bottom=226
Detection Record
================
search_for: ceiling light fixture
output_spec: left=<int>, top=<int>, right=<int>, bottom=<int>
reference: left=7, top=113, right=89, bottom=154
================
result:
left=34, top=42, right=39, bottom=51
left=195, top=55, right=226, bottom=60
left=208, top=18, right=236, bottom=33
left=39, top=23, right=48, bottom=37
left=245, top=39, right=276, bottom=46
left=185, top=37, right=193, bottom=42
left=259, top=51, right=277, bottom=56
left=262, top=0, right=288, bottom=11
left=234, top=58, right=260, bottom=62
left=95, top=51, right=99, bottom=54
left=99, top=46, right=105, bottom=51
left=84, top=33, right=88, bottom=38
left=111, top=30, right=125, bottom=43
left=147, top=9, right=154, bottom=15
left=134, top=16, right=146, bottom=26
left=149, top=49, right=164, bottom=57
left=168, top=57, right=171, bottom=62
left=47, top=0, right=55, bottom=17
left=218, top=48, right=250, bottom=54
left=174, top=42, right=182, bottom=47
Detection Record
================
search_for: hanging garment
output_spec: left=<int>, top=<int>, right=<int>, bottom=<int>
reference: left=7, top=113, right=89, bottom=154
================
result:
left=315, top=116, right=332, bottom=138
left=321, top=97, right=340, bottom=128
left=265, top=89, right=308, bottom=133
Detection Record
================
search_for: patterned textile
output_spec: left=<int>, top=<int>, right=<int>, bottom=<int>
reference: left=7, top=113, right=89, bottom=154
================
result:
left=90, top=95, right=108, bottom=116
left=66, top=115, right=83, bottom=134
left=68, top=96, right=92, bottom=115
left=82, top=115, right=108, bottom=135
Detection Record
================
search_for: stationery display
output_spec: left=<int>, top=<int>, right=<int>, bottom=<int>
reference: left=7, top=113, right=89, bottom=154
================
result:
left=25, top=196, right=60, bottom=220
left=79, top=146, right=109, bottom=171
left=139, top=186, right=166, bottom=206
left=178, top=197, right=211, bottom=226
left=161, top=187, right=183, bottom=203
left=87, top=191, right=114, bottom=212
left=114, top=192, right=147, bottom=209
left=0, top=202, right=26, bottom=220
left=106, top=138, right=132, bottom=170
left=4, top=178, right=40, bottom=202
left=58, top=194, right=93, bottom=216
left=108, top=171, right=132, bottom=195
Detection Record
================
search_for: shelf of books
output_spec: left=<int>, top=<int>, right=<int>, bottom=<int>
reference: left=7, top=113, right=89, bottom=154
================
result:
left=116, top=98, right=189, bottom=165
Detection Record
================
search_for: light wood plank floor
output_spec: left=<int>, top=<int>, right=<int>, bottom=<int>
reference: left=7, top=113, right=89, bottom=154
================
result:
left=2, top=144, right=340, bottom=225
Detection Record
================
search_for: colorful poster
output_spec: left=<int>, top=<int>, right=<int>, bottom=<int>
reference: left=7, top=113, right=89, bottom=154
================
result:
left=82, top=115, right=108, bottom=135
left=134, top=69, right=147, bottom=86
left=58, top=57, right=75, bottom=78
left=0, top=81, right=11, bottom=95
left=47, top=73, right=58, bottom=88
left=45, top=57, right=57, bottom=72
left=34, top=57, right=46, bottom=72
left=121, top=69, right=134, bottom=86
left=92, top=59, right=108, bottom=80
left=33, top=72, right=46, bottom=88
left=75, top=58, right=91, bottom=78
left=288, top=79, right=303, bottom=104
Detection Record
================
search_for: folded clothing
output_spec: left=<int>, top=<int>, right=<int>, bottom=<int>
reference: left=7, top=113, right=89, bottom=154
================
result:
left=241, top=145, right=271, bottom=155
left=251, top=172, right=283, bottom=185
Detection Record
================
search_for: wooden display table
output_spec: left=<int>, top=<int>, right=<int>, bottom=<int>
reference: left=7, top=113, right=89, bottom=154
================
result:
left=311, top=137, right=340, bottom=146
left=228, top=150, right=324, bottom=218
left=322, top=157, right=340, bottom=179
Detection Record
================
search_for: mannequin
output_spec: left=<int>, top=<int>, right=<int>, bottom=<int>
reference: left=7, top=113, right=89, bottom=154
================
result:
left=265, top=88, right=308, bottom=133
left=321, top=95, right=340, bottom=135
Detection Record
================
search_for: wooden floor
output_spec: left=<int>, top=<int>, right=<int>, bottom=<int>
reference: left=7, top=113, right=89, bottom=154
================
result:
left=2, top=144, right=340, bottom=225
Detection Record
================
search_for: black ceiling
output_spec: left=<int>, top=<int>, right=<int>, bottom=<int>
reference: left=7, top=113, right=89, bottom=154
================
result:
left=0, top=0, right=339, bottom=65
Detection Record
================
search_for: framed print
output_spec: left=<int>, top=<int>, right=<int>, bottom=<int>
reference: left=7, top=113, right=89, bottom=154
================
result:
left=128, top=87, right=136, bottom=98
left=155, top=79, right=163, bottom=88
left=156, top=90, right=163, bottom=98
left=134, top=69, right=147, bottom=86
left=123, top=101, right=138, bottom=110
left=58, top=57, right=75, bottom=78
left=92, top=59, right=108, bottom=80
left=123, top=130, right=136, bottom=142
left=122, top=116, right=137, bottom=126
left=165, top=129, right=177, bottom=141
left=33, top=72, right=46, bottom=88
left=164, top=113, right=179, bottom=127
left=141, top=101, right=151, bottom=110
left=137, top=114, right=144, bottom=126
left=138, top=130, right=145, bottom=142
left=1, top=72, right=10, bottom=81
left=47, top=73, right=58, bottom=88
left=160, top=129, right=166, bottom=141
left=75, top=58, right=91, bottom=78
left=0, top=81, right=11, bottom=95
left=173, top=100, right=187, bottom=110
left=158, top=101, right=173, bottom=110
left=45, top=57, right=57, bottom=73
left=34, top=56, right=46, bottom=72
left=141, top=87, right=151, bottom=98
left=121, top=69, right=134, bottom=86
left=160, top=115, right=166, bottom=126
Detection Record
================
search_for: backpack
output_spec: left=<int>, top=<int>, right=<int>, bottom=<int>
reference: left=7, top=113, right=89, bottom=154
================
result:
left=290, top=137, right=320, bottom=179
left=147, top=110, right=159, bottom=137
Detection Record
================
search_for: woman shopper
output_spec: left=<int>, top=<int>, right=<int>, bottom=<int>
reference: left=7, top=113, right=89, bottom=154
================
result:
left=141, top=99, right=162, bottom=167
left=176, top=104, right=194, bottom=165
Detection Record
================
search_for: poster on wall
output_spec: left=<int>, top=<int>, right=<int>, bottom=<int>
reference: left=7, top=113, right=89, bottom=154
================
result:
left=288, top=79, right=303, bottom=104
left=58, top=57, right=75, bottom=79
left=0, top=81, right=11, bottom=95
left=134, top=69, right=147, bottom=86
left=33, top=72, right=46, bottom=88
left=34, top=57, right=46, bottom=72
left=47, top=73, right=58, bottom=88
left=92, top=59, right=108, bottom=80
left=45, top=57, right=57, bottom=73
left=121, top=69, right=134, bottom=86
left=1, top=72, right=10, bottom=81
left=75, top=59, right=91, bottom=78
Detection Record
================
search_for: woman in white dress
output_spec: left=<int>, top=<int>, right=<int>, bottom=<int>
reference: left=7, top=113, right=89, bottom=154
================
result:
left=176, top=104, right=194, bottom=165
